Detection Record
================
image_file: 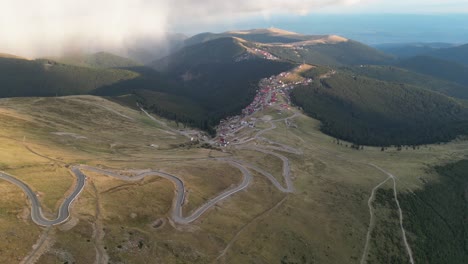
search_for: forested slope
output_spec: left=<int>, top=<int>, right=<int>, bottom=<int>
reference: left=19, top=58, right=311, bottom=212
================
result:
left=291, top=71, right=468, bottom=146
left=399, top=160, right=468, bottom=263
left=343, top=65, right=468, bottom=99
left=0, top=57, right=138, bottom=97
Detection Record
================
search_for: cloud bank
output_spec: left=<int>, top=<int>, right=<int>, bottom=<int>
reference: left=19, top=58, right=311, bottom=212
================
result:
left=0, top=0, right=362, bottom=57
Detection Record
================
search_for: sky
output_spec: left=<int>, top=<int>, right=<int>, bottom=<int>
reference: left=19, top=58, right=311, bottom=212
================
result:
left=1, top=0, right=468, bottom=57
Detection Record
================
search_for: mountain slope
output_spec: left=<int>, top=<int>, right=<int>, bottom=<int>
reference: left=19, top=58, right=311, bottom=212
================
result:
left=102, top=37, right=295, bottom=133
left=374, top=43, right=456, bottom=58
left=125, top=33, right=187, bottom=64
left=344, top=65, right=468, bottom=99
left=46, top=52, right=142, bottom=68
left=425, top=43, right=468, bottom=65
left=151, top=37, right=247, bottom=72
left=185, top=28, right=322, bottom=46
left=397, top=56, right=468, bottom=86
left=0, top=57, right=139, bottom=97
left=0, top=53, right=27, bottom=60
left=184, top=28, right=394, bottom=66
left=291, top=71, right=468, bottom=146
left=261, top=40, right=393, bottom=65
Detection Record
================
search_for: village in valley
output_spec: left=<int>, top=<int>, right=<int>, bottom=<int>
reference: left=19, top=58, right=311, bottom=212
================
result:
left=216, top=65, right=313, bottom=147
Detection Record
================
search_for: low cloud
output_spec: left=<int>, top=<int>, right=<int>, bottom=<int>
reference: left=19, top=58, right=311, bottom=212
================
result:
left=0, top=0, right=363, bottom=57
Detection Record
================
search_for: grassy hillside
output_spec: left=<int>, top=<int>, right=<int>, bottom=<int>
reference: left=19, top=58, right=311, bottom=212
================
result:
left=46, top=52, right=142, bottom=68
left=426, top=43, right=468, bottom=65
left=0, top=93, right=467, bottom=263
left=0, top=57, right=139, bottom=97
left=343, top=65, right=468, bottom=99
left=291, top=71, right=468, bottom=146
left=397, top=56, right=468, bottom=86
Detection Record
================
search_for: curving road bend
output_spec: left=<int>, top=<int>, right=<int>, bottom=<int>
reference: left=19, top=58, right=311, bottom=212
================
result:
left=235, top=146, right=295, bottom=193
left=0, top=166, right=85, bottom=226
left=0, top=160, right=253, bottom=226
left=79, top=161, right=253, bottom=225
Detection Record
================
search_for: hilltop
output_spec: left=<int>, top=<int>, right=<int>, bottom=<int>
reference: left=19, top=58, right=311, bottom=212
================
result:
left=183, top=28, right=393, bottom=66
left=152, top=37, right=249, bottom=71
left=45, top=51, right=142, bottom=69
left=184, top=28, right=332, bottom=46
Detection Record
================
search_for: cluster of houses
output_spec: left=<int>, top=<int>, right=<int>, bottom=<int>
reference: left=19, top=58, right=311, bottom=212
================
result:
left=217, top=116, right=256, bottom=147
left=234, top=48, right=279, bottom=62
left=215, top=74, right=291, bottom=146
left=242, top=87, right=272, bottom=115
left=253, top=48, right=279, bottom=60
left=214, top=66, right=315, bottom=147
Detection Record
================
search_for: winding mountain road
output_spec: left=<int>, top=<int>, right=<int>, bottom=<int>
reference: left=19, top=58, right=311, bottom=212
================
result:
left=80, top=160, right=252, bottom=225
left=0, top=166, right=85, bottom=226
left=0, top=110, right=302, bottom=227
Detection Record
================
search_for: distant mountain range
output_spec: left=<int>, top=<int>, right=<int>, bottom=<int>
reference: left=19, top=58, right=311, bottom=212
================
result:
left=177, top=28, right=393, bottom=66
left=397, top=56, right=468, bottom=87
left=373, top=43, right=457, bottom=58
left=375, top=42, right=468, bottom=66
left=425, top=44, right=468, bottom=66
left=1, top=28, right=468, bottom=144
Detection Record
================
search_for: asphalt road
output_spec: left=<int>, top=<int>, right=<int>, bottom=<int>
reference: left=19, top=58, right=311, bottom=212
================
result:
left=0, top=165, right=85, bottom=226
left=75, top=162, right=252, bottom=225
left=0, top=110, right=301, bottom=226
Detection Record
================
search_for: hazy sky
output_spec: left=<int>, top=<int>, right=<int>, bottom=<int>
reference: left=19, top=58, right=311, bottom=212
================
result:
left=1, top=0, right=467, bottom=57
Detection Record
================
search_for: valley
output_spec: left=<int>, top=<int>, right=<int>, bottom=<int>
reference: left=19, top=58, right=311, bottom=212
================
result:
left=0, top=27, right=467, bottom=264
left=0, top=65, right=467, bottom=263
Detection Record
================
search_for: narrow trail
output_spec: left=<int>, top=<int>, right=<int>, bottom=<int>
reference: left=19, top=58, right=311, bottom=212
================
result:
left=301, top=133, right=416, bottom=263
left=20, top=227, right=53, bottom=264
left=368, top=164, right=415, bottom=264
left=91, top=182, right=109, bottom=264
left=100, top=105, right=134, bottom=121
left=360, top=176, right=392, bottom=264
left=286, top=130, right=417, bottom=264
left=214, top=196, right=288, bottom=263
